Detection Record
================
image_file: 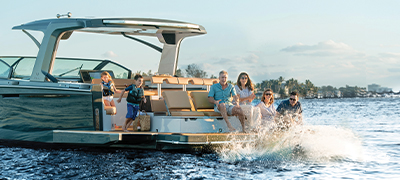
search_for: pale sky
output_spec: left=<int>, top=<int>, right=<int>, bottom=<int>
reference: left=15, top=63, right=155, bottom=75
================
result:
left=1, top=0, right=400, bottom=91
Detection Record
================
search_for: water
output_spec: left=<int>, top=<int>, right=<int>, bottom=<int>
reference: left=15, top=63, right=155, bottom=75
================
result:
left=1, top=98, right=400, bottom=179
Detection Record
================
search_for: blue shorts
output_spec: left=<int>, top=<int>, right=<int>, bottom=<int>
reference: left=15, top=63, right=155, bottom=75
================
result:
left=126, top=103, right=140, bottom=119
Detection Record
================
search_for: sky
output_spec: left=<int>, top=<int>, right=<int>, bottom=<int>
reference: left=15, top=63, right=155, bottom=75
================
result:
left=1, top=0, right=400, bottom=91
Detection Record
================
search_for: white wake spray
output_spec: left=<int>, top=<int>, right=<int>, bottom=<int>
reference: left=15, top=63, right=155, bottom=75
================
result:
left=217, top=113, right=364, bottom=163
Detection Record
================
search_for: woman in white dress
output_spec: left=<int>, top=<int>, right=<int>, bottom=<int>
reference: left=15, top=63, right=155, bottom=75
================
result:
left=233, top=72, right=255, bottom=105
left=256, top=88, right=276, bottom=126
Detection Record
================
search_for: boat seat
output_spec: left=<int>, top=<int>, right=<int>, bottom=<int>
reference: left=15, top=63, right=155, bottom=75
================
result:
left=190, top=91, right=222, bottom=116
left=91, top=78, right=135, bottom=90
left=162, top=91, right=204, bottom=116
left=151, top=99, right=168, bottom=114
left=104, top=106, right=116, bottom=115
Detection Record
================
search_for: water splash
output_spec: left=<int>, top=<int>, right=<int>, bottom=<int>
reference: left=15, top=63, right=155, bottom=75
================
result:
left=217, top=125, right=364, bottom=164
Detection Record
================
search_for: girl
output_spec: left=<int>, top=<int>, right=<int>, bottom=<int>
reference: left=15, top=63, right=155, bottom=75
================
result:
left=100, top=71, right=121, bottom=114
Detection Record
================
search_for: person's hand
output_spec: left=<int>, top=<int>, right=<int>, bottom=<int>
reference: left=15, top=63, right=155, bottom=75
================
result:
left=214, top=100, right=221, bottom=106
left=235, top=101, right=240, bottom=107
left=144, top=98, right=147, bottom=103
left=250, top=93, right=256, bottom=100
left=117, top=98, right=121, bottom=103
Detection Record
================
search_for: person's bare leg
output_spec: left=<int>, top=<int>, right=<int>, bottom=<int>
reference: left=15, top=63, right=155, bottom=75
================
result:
left=218, top=103, right=235, bottom=132
left=103, top=99, right=111, bottom=107
left=232, top=106, right=246, bottom=132
left=136, top=118, right=141, bottom=131
left=123, top=118, right=133, bottom=131
left=110, top=99, right=117, bottom=115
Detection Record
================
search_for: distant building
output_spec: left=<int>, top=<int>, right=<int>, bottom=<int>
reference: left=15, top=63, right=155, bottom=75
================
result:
left=368, top=84, right=392, bottom=93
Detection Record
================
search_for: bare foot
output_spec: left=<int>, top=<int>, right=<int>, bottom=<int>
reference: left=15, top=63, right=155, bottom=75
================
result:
left=228, top=126, right=236, bottom=132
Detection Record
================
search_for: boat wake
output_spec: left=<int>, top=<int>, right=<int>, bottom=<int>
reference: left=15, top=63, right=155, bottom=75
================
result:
left=216, top=125, right=363, bottom=164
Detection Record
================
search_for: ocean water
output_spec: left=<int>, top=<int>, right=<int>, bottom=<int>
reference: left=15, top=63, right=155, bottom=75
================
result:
left=1, top=98, right=400, bottom=179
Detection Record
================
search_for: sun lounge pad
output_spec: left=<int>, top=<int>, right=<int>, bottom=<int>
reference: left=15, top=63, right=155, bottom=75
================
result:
left=162, top=91, right=205, bottom=116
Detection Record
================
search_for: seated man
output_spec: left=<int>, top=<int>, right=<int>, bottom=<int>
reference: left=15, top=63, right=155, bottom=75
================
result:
left=208, top=70, right=246, bottom=132
left=274, top=91, right=303, bottom=129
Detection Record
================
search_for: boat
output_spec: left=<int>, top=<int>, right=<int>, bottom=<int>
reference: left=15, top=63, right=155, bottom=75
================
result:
left=0, top=13, right=255, bottom=151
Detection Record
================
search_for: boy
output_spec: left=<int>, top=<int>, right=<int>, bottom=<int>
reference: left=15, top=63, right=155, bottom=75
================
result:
left=117, top=74, right=146, bottom=132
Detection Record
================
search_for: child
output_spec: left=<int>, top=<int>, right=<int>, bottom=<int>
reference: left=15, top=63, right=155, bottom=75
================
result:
left=117, top=74, right=146, bottom=132
left=100, top=71, right=121, bottom=115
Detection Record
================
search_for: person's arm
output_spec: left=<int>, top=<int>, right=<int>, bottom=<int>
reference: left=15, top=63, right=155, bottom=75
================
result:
left=117, top=91, right=125, bottom=103
left=208, top=96, right=220, bottom=106
left=233, top=95, right=240, bottom=106
left=249, top=92, right=256, bottom=101
left=113, top=85, right=121, bottom=94
left=138, top=88, right=145, bottom=103
left=297, top=114, right=303, bottom=125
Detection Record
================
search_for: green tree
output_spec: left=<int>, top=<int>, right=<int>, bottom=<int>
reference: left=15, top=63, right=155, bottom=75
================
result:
left=175, top=69, right=183, bottom=77
left=185, top=64, right=208, bottom=78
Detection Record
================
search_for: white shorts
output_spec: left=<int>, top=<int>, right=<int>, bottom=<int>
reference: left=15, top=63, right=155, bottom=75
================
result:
left=103, top=95, right=113, bottom=102
left=214, top=103, right=235, bottom=115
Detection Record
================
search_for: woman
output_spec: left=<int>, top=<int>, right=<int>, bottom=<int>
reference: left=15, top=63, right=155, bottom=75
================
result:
left=256, top=88, right=276, bottom=125
left=234, top=72, right=255, bottom=105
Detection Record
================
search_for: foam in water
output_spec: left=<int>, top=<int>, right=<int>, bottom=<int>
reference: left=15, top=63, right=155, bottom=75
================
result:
left=217, top=107, right=364, bottom=163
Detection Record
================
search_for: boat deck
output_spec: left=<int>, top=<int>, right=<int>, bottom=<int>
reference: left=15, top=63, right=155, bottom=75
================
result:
left=53, top=130, right=256, bottom=151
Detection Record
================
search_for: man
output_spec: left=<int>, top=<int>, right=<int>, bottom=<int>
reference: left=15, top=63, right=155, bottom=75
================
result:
left=208, top=70, right=246, bottom=132
left=274, top=91, right=303, bottom=129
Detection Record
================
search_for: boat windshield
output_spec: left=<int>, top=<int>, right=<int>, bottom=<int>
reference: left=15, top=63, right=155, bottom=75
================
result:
left=0, top=58, right=13, bottom=79
left=0, top=56, right=131, bottom=81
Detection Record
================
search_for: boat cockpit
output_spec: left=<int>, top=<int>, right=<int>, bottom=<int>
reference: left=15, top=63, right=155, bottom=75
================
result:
left=0, top=56, right=131, bottom=83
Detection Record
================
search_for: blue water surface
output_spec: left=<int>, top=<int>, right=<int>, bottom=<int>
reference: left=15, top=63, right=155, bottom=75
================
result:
left=1, top=98, right=400, bottom=179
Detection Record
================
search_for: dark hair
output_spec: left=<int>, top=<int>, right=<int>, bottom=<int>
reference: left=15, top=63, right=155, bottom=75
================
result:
left=236, top=72, right=254, bottom=91
left=134, top=74, right=143, bottom=80
left=290, top=91, right=298, bottom=97
left=261, top=88, right=274, bottom=105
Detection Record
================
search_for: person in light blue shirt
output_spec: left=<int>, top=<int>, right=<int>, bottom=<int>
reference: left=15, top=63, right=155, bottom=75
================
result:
left=208, top=70, right=246, bottom=132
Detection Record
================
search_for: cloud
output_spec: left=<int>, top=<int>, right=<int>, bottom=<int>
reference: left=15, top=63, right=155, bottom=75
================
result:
left=102, top=51, right=118, bottom=58
left=379, top=44, right=400, bottom=48
left=213, top=53, right=259, bottom=65
left=377, top=52, right=400, bottom=64
left=387, top=68, right=400, bottom=73
left=281, top=40, right=358, bottom=56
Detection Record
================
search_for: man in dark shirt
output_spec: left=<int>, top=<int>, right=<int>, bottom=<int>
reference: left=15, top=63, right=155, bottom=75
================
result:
left=274, top=91, right=303, bottom=128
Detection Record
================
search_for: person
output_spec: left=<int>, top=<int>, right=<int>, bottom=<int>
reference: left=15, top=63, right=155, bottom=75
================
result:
left=256, top=89, right=277, bottom=125
left=117, top=74, right=146, bottom=132
left=233, top=72, right=255, bottom=105
left=274, top=91, right=303, bottom=129
left=208, top=70, right=247, bottom=132
left=100, top=71, right=121, bottom=115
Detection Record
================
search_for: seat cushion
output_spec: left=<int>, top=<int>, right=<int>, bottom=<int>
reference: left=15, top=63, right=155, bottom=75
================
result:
left=190, top=91, right=214, bottom=109
left=203, top=111, right=221, bottom=116
left=170, top=111, right=205, bottom=116
left=162, top=91, right=192, bottom=109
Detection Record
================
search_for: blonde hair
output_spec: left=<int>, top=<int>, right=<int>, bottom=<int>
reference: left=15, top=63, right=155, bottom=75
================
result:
left=261, top=88, right=274, bottom=106
left=100, top=71, right=113, bottom=84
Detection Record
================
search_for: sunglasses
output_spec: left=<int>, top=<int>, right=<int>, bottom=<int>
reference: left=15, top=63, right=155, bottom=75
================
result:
left=289, top=98, right=296, bottom=101
left=240, top=76, right=248, bottom=80
left=265, top=93, right=272, bottom=96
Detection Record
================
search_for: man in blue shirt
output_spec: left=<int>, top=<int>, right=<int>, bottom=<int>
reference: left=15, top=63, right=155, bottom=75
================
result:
left=208, top=70, right=246, bottom=132
left=275, top=91, right=303, bottom=129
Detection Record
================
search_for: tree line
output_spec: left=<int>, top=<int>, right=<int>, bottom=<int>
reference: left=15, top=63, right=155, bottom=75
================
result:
left=134, top=63, right=367, bottom=98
